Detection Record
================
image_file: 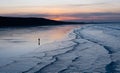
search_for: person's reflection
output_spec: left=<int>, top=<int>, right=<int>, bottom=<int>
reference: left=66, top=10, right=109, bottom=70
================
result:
left=38, top=38, right=40, bottom=45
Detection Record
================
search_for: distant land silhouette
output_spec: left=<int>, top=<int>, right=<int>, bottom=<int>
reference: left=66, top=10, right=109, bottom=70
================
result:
left=0, top=16, right=86, bottom=27
left=0, top=16, right=117, bottom=27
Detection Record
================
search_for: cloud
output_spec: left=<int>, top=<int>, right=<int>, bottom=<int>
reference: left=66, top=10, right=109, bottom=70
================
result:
left=56, top=12, right=120, bottom=22
left=62, top=12, right=120, bottom=17
left=67, top=2, right=107, bottom=7
left=0, top=13, right=51, bottom=17
left=0, top=12, right=120, bottom=22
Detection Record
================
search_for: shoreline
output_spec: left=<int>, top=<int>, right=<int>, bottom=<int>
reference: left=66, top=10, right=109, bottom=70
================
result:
left=0, top=24, right=120, bottom=73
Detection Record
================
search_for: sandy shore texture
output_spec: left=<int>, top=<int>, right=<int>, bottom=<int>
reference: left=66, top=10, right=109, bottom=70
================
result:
left=0, top=24, right=120, bottom=73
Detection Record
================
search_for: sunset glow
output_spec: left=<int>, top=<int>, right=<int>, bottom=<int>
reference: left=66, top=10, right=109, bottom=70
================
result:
left=0, top=0, right=120, bottom=22
left=50, top=17, right=80, bottom=21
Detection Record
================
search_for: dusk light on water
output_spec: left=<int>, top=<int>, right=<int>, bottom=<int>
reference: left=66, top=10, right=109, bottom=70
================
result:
left=0, top=0, right=120, bottom=73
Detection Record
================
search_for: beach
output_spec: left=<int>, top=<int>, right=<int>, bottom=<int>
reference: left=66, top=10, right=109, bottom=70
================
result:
left=0, top=24, right=120, bottom=73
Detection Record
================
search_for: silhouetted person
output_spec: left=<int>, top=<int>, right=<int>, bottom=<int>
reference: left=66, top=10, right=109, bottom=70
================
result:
left=38, top=38, right=40, bottom=45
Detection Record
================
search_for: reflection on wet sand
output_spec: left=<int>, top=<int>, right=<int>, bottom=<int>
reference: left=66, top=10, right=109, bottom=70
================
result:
left=0, top=25, right=81, bottom=58
left=22, top=25, right=80, bottom=45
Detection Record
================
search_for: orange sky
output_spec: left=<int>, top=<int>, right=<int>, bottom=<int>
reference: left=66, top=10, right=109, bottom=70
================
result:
left=0, top=0, right=120, bottom=22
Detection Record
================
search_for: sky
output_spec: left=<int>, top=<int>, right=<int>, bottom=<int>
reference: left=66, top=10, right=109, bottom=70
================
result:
left=0, top=0, right=120, bottom=22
